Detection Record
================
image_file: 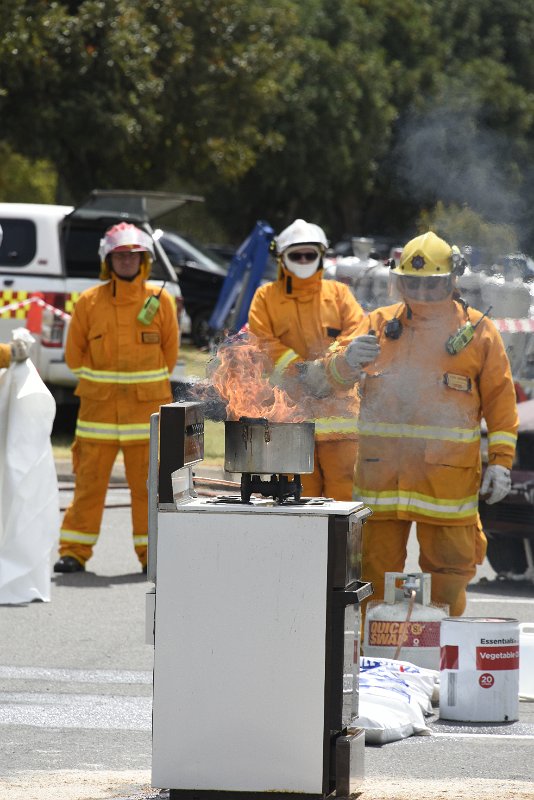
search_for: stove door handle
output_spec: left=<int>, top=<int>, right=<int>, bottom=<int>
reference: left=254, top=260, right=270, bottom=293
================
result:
left=333, top=580, right=374, bottom=607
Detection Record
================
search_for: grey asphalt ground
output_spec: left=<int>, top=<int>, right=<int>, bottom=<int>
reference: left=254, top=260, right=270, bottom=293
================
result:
left=0, top=461, right=533, bottom=799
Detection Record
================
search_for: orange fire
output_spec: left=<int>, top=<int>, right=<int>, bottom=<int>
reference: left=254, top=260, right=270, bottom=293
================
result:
left=211, top=334, right=307, bottom=422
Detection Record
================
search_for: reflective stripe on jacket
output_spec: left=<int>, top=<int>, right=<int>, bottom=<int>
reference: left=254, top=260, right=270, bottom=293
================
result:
left=328, top=299, right=518, bottom=524
left=248, top=271, right=364, bottom=440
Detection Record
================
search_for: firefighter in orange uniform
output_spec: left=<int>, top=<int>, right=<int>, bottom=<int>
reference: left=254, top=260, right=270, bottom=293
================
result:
left=248, top=219, right=364, bottom=500
left=54, top=223, right=179, bottom=574
left=324, top=232, right=518, bottom=615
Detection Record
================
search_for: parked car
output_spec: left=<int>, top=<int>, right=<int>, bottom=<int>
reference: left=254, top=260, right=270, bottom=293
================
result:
left=204, top=243, right=238, bottom=264
left=157, top=228, right=280, bottom=347
left=0, top=190, right=198, bottom=402
left=155, top=229, right=230, bottom=347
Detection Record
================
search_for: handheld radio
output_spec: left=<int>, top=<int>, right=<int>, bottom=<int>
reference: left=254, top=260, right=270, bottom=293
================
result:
left=445, top=306, right=492, bottom=355
left=138, top=284, right=165, bottom=326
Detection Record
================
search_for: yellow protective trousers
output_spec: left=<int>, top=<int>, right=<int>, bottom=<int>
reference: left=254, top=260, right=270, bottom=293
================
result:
left=59, top=439, right=150, bottom=567
left=301, top=439, right=358, bottom=501
left=361, top=517, right=487, bottom=617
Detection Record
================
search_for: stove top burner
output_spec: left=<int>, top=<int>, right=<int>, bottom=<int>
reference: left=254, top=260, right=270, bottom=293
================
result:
left=207, top=495, right=327, bottom=507
left=240, top=473, right=302, bottom=504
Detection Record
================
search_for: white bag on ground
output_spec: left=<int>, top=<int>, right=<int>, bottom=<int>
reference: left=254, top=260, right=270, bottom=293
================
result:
left=358, top=656, right=439, bottom=745
left=0, top=338, right=59, bottom=604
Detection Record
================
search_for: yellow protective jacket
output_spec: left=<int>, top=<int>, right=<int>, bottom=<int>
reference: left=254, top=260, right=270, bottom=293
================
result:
left=66, top=272, right=178, bottom=444
left=0, top=344, right=10, bottom=369
left=248, top=268, right=364, bottom=439
left=326, top=299, right=518, bottom=524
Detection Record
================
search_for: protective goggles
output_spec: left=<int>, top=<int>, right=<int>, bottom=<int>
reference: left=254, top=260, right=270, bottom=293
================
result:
left=285, top=248, right=321, bottom=263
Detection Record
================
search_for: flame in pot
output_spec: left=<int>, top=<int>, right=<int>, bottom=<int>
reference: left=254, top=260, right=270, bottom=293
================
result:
left=211, top=334, right=306, bottom=422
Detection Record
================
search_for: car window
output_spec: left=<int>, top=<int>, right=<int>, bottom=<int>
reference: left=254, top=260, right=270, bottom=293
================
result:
left=64, top=226, right=102, bottom=277
left=184, top=235, right=229, bottom=268
left=0, top=218, right=37, bottom=267
left=160, top=237, right=189, bottom=263
left=157, top=230, right=227, bottom=273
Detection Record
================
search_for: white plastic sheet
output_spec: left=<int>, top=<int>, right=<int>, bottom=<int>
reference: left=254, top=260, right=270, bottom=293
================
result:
left=358, top=656, right=439, bottom=745
left=0, top=335, right=59, bottom=604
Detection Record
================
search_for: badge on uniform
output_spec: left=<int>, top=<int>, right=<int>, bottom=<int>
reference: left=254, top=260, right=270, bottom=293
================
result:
left=443, top=372, right=472, bottom=392
left=142, top=332, right=160, bottom=344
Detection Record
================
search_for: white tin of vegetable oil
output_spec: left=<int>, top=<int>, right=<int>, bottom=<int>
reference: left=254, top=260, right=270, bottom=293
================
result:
left=439, top=617, right=519, bottom=722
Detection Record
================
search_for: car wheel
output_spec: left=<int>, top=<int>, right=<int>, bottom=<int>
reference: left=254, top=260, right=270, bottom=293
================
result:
left=191, top=309, right=213, bottom=348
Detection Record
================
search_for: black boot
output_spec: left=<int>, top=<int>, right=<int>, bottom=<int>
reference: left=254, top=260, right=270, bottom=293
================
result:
left=54, top=556, right=85, bottom=573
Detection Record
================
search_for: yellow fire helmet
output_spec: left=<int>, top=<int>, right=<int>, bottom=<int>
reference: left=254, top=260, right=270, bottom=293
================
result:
left=392, top=231, right=458, bottom=277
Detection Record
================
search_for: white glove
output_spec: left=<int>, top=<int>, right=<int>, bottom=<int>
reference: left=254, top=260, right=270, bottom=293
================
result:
left=480, top=465, right=511, bottom=504
left=10, top=339, right=30, bottom=362
left=299, top=360, right=331, bottom=399
left=345, top=334, right=380, bottom=369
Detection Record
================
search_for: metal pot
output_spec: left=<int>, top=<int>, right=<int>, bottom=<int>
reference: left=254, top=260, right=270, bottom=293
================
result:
left=224, top=417, right=315, bottom=475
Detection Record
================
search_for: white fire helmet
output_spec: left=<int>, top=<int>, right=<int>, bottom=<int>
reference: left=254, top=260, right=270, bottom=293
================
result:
left=275, top=219, right=329, bottom=255
left=98, top=222, right=155, bottom=261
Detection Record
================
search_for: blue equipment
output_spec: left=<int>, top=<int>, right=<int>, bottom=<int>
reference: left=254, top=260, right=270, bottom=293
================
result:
left=208, top=220, right=274, bottom=336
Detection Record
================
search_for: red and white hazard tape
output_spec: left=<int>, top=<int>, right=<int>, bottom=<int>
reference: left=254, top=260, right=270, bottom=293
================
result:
left=493, top=318, right=534, bottom=332
left=3, top=299, right=531, bottom=332
left=0, top=296, right=71, bottom=321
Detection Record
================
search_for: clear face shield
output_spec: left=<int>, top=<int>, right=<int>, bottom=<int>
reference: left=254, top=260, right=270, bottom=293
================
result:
left=393, top=273, right=454, bottom=303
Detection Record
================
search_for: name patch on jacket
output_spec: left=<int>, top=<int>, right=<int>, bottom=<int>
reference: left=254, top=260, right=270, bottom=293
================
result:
left=443, top=372, right=472, bottom=392
left=142, top=332, right=161, bottom=344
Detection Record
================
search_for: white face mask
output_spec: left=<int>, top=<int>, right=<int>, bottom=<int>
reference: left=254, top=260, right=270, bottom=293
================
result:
left=288, top=261, right=320, bottom=279
left=283, top=247, right=321, bottom=279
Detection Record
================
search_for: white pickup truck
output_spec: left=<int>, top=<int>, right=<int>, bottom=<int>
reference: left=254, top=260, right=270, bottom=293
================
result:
left=0, top=190, right=200, bottom=402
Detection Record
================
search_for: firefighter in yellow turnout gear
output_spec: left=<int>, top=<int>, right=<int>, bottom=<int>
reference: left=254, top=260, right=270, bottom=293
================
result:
left=54, top=223, right=179, bottom=573
left=248, top=219, right=364, bottom=500
left=324, top=232, right=518, bottom=615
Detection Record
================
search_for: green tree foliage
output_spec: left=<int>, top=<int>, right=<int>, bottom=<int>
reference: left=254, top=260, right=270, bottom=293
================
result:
left=384, top=0, right=534, bottom=246
left=212, top=0, right=396, bottom=237
left=418, top=202, right=518, bottom=261
left=2, top=1, right=534, bottom=249
left=0, top=0, right=296, bottom=203
left=149, top=0, right=297, bottom=184
left=0, top=1, right=169, bottom=197
left=0, top=142, right=57, bottom=202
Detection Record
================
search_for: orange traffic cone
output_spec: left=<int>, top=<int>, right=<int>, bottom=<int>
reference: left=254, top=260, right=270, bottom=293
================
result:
left=26, top=292, right=44, bottom=334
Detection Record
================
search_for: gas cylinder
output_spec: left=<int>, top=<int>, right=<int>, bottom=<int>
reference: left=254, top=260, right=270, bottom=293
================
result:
left=362, top=572, right=448, bottom=670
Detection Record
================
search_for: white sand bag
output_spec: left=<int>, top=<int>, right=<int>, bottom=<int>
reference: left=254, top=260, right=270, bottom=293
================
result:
left=358, top=656, right=439, bottom=744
